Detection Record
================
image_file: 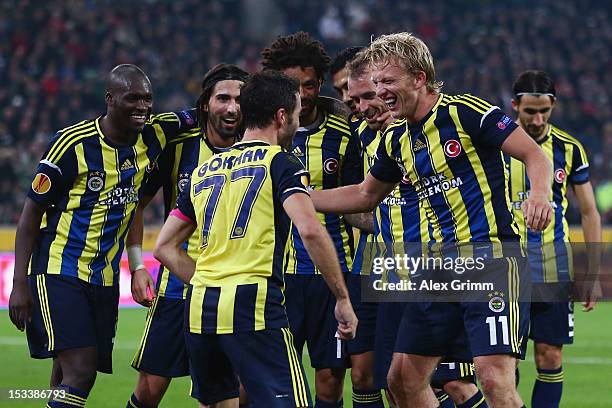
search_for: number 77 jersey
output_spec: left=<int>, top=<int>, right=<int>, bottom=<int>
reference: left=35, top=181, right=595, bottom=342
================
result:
left=175, top=140, right=310, bottom=334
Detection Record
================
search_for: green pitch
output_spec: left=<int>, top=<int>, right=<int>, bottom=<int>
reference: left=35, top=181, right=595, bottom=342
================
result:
left=1, top=304, right=611, bottom=407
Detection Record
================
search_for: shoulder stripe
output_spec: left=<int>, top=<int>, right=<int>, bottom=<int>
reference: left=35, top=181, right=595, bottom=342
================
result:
left=328, top=113, right=350, bottom=126
left=45, top=124, right=97, bottom=163
left=462, top=94, right=492, bottom=110
left=59, top=120, right=91, bottom=134
left=448, top=99, right=487, bottom=114
left=550, top=127, right=582, bottom=146
left=385, top=119, right=407, bottom=133
left=327, top=118, right=351, bottom=131
left=326, top=123, right=352, bottom=136
left=148, top=113, right=179, bottom=123
left=46, top=130, right=98, bottom=164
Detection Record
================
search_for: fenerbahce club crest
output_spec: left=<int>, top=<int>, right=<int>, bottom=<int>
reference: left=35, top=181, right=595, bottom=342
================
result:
left=488, top=291, right=505, bottom=313
left=87, top=171, right=106, bottom=192
left=178, top=173, right=191, bottom=193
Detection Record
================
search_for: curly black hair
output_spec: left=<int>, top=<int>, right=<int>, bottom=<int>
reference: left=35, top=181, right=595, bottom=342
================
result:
left=260, top=31, right=331, bottom=81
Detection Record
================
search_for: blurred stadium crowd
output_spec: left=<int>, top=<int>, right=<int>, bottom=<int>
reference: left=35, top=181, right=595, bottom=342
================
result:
left=0, top=0, right=610, bottom=224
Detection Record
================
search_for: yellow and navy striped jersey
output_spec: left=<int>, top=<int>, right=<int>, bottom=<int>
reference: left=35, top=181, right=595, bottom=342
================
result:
left=175, top=140, right=310, bottom=334
left=370, top=93, right=520, bottom=247
left=286, top=97, right=362, bottom=274
left=506, top=124, right=589, bottom=282
left=28, top=111, right=197, bottom=286
left=143, top=128, right=221, bottom=299
left=350, top=115, right=431, bottom=275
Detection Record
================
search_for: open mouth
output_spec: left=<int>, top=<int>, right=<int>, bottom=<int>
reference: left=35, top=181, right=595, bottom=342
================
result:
left=222, top=117, right=238, bottom=127
left=130, top=113, right=147, bottom=123
left=384, top=97, right=397, bottom=109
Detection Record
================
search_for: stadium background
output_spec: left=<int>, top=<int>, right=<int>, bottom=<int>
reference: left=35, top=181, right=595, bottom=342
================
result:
left=0, top=0, right=610, bottom=406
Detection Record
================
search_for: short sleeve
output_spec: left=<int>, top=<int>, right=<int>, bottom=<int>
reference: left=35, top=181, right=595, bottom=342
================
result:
left=568, top=142, right=590, bottom=185
left=27, top=132, right=77, bottom=206
left=270, top=152, right=310, bottom=203
left=454, top=97, right=518, bottom=149
left=369, top=130, right=403, bottom=183
left=175, top=179, right=196, bottom=222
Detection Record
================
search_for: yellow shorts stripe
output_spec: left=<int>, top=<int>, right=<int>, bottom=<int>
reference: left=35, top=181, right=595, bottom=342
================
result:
left=37, top=275, right=55, bottom=351
left=282, top=328, right=308, bottom=407
left=55, top=394, right=86, bottom=407
left=132, top=295, right=160, bottom=368
left=285, top=328, right=309, bottom=407
left=515, top=257, right=522, bottom=354
left=509, top=257, right=521, bottom=354
left=438, top=393, right=450, bottom=402
left=470, top=395, right=487, bottom=408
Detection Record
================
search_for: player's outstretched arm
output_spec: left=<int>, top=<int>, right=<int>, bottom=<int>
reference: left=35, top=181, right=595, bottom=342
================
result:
left=283, top=192, right=358, bottom=340
left=573, top=182, right=602, bottom=311
left=127, top=195, right=156, bottom=307
left=344, top=212, right=374, bottom=234
left=502, top=127, right=553, bottom=232
left=310, top=173, right=395, bottom=215
left=9, top=198, right=45, bottom=331
left=153, top=214, right=196, bottom=285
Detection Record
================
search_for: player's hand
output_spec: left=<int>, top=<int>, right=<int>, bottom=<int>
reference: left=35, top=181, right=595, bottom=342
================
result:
left=334, top=298, right=358, bottom=340
left=522, top=194, right=552, bottom=232
left=131, top=268, right=156, bottom=307
left=8, top=280, right=33, bottom=331
left=375, top=110, right=393, bottom=128
left=581, top=280, right=602, bottom=312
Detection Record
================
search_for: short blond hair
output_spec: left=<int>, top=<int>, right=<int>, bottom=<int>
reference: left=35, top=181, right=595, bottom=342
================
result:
left=364, top=32, right=443, bottom=92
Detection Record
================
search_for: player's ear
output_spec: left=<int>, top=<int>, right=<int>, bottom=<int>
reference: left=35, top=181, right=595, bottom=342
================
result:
left=414, top=71, right=427, bottom=89
left=202, top=103, right=209, bottom=113
left=105, top=92, right=113, bottom=106
left=511, top=98, right=519, bottom=113
left=276, top=108, right=287, bottom=127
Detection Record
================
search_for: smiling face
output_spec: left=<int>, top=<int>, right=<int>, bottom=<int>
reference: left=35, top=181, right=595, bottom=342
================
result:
left=204, top=79, right=243, bottom=143
left=348, top=72, right=389, bottom=131
left=107, top=75, right=153, bottom=134
left=512, top=94, right=555, bottom=140
left=371, top=58, right=419, bottom=120
left=281, top=66, right=321, bottom=126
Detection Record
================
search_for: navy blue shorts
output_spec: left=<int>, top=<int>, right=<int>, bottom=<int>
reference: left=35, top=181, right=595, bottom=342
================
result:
left=346, top=274, right=378, bottom=355
left=26, top=274, right=119, bottom=373
left=530, top=300, right=574, bottom=345
left=373, top=302, right=404, bottom=389
left=284, top=274, right=349, bottom=369
left=185, top=328, right=311, bottom=407
left=373, top=302, right=474, bottom=389
left=431, top=362, right=476, bottom=388
left=396, top=257, right=530, bottom=360
left=131, top=296, right=189, bottom=377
